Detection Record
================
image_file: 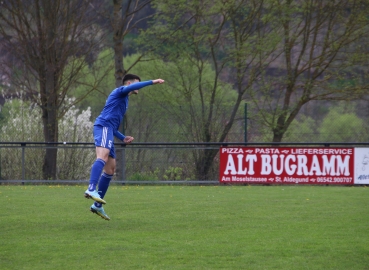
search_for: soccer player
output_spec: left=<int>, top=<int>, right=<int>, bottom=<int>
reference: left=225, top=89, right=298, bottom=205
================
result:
left=84, top=74, right=165, bottom=220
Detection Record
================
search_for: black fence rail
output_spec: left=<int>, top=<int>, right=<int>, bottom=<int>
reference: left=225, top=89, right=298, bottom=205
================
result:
left=0, top=142, right=368, bottom=184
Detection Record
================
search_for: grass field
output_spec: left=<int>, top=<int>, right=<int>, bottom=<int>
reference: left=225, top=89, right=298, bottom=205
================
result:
left=1, top=184, right=368, bottom=270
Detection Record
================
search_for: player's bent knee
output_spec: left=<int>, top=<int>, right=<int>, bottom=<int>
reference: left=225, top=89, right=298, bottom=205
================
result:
left=104, top=167, right=115, bottom=175
left=104, top=163, right=116, bottom=175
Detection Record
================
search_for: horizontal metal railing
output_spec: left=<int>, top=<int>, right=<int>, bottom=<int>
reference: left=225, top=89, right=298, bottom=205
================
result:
left=0, top=142, right=368, bottom=184
left=2, top=142, right=369, bottom=146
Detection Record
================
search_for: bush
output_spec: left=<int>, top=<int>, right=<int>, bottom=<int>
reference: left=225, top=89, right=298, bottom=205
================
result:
left=129, top=168, right=160, bottom=181
left=0, top=97, right=95, bottom=180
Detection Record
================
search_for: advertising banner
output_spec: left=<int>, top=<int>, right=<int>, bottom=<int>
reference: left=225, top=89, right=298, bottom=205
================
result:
left=219, top=147, right=354, bottom=185
left=354, top=148, right=369, bottom=184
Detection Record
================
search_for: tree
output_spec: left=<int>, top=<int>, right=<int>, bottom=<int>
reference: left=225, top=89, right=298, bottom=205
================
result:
left=111, top=0, right=154, bottom=87
left=0, top=0, right=105, bottom=179
left=139, top=0, right=369, bottom=178
left=138, top=0, right=277, bottom=179
left=252, top=0, right=369, bottom=142
left=122, top=55, right=239, bottom=179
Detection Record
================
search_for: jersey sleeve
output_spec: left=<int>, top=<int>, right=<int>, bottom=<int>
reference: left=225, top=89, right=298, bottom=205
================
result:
left=117, top=80, right=153, bottom=95
left=113, top=130, right=125, bottom=141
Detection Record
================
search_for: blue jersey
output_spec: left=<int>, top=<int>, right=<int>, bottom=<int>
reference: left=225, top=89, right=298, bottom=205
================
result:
left=94, top=80, right=153, bottom=135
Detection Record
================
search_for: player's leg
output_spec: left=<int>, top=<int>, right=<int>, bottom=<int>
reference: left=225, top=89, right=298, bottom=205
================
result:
left=96, top=156, right=115, bottom=202
left=85, top=126, right=113, bottom=204
left=90, top=172, right=113, bottom=220
left=91, top=148, right=116, bottom=220
left=92, top=157, right=115, bottom=209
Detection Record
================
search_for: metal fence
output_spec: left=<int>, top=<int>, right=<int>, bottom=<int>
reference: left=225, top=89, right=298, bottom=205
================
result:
left=1, top=99, right=368, bottom=185
left=1, top=142, right=369, bottom=184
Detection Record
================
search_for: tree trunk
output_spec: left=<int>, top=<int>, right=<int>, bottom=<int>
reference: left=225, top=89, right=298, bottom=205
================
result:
left=272, top=131, right=284, bottom=143
left=41, top=68, right=59, bottom=180
left=194, top=148, right=218, bottom=180
left=113, top=0, right=126, bottom=88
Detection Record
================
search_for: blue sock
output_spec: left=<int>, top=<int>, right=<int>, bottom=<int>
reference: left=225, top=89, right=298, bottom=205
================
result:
left=94, top=172, right=113, bottom=208
left=88, top=159, right=106, bottom=191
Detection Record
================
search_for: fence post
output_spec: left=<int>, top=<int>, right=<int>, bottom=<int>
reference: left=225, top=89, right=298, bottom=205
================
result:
left=121, top=145, right=126, bottom=183
left=21, top=143, right=25, bottom=181
left=121, top=117, right=126, bottom=184
left=244, top=103, right=248, bottom=143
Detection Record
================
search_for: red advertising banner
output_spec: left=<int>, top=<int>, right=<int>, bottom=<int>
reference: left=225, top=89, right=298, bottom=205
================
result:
left=219, top=147, right=354, bottom=185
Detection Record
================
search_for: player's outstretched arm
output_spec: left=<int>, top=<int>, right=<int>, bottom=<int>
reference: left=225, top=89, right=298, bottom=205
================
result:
left=152, top=79, right=165, bottom=84
left=120, top=79, right=164, bottom=95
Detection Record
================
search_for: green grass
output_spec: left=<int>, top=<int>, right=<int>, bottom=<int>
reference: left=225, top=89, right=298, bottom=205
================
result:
left=1, top=185, right=369, bottom=270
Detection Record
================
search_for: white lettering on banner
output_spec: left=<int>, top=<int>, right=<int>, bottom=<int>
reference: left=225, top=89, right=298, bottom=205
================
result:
left=221, top=176, right=231, bottom=181
left=310, top=155, right=321, bottom=175
left=261, top=155, right=272, bottom=174
left=290, top=148, right=353, bottom=155
left=337, top=155, right=350, bottom=176
left=221, top=148, right=244, bottom=154
left=223, top=153, right=351, bottom=176
left=285, top=155, right=297, bottom=175
left=297, top=155, right=308, bottom=175
left=237, top=154, right=246, bottom=175
left=272, top=154, right=284, bottom=175
left=320, top=155, right=350, bottom=176
left=317, top=177, right=352, bottom=183
left=246, top=154, right=257, bottom=174
left=224, top=154, right=237, bottom=175
left=284, top=177, right=309, bottom=183
left=255, top=148, right=280, bottom=154
left=231, top=176, right=267, bottom=182
left=321, top=155, right=335, bottom=176
left=224, top=154, right=257, bottom=175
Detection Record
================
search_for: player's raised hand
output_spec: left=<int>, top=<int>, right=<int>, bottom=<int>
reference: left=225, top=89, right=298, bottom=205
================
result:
left=153, top=79, right=165, bottom=84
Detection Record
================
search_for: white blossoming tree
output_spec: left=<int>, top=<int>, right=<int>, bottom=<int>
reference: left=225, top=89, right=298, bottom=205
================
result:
left=0, top=98, right=95, bottom=180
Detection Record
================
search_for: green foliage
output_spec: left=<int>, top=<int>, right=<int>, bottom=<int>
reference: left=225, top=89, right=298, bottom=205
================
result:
left=0, top=99, right=43, bottom=142
left=280, top=103, right=368, bottom=143
left=126, top=54, right=240, bottom=142
left=129, top=168, right=160, bottom=181
left=318, top=106, right=367, bottom=143
left=283, top=115, right=317, bottom=142
left=0, top=99, right=44, bottom=179
left=163, top=166, right=184, bottom=181
left=0, top=98, right=95, bottom=180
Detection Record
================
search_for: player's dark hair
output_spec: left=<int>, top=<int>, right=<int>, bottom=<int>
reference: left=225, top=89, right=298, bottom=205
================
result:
left=122, top=74, right=141, bottom=84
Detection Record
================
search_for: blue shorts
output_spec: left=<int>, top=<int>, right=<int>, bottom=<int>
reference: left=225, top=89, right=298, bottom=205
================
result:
left=93, top=125, right=116, bottom=159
